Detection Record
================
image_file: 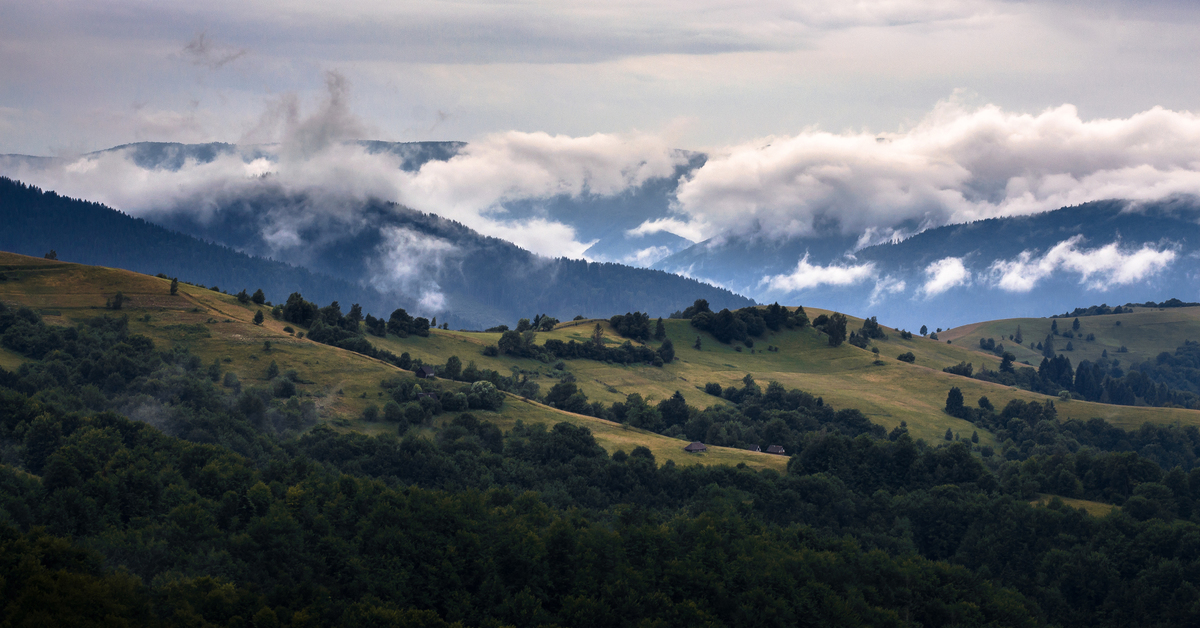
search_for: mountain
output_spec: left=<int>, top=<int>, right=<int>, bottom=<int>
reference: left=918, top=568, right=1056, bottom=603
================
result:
left=0, top=176, right=753, bottom=327
left=656, top=197, right=1200, bottom=332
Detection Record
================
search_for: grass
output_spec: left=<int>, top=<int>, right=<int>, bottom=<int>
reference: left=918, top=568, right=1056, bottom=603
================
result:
left=1031, top=494, right=1119, bottom=518
left=6, top=250, right=1200, bottom=456
left=0, top=251, right=785, bottom=470
left=940, top=307, right=1200, bottom=372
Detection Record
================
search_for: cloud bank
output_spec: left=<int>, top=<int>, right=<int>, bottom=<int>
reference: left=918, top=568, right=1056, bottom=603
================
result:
left=988, top=236, right=1176, bottom=292
left=649, top=99, right=1200, bottom=244
left=761, top=254, right=876, bottom=292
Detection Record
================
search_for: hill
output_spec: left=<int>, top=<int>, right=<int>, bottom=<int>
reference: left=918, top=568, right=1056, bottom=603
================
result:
left=656, top=197, right=1200, bottom=331
left=0, top=250, right=781, bottom=470
left=0, top=175, right=754, bottom=329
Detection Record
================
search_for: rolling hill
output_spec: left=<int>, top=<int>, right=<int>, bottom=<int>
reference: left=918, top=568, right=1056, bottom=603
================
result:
left=0, top=176, right=754, bottom=329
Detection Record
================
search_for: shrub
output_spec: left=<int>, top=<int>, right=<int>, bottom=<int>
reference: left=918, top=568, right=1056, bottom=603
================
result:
left=704, top=382, right=722, bottom=396
left=897, top=352, right=915, bottom=363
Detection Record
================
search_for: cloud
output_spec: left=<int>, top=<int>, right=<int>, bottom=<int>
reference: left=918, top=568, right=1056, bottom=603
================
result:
left=920, top=257, right=971, bottom=297
left=761, top=254, right=876, bottom=292
left=647, top=99, right=1200, bottom=243
left=869, top=275, right=907, bottom=305
left=182, top=32, right=247, bottom=70
left=368, top=226, right=458, bottom=313
left=988, top=235, right=1176, bottom=292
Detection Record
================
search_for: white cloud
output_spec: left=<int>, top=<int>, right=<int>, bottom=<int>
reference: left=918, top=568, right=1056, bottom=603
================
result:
left=760, top=254, right=876, bottom=292
left=920, top=257, right=971, bottom=297
left=648, top=100, right=1200, bottom=243
left=869, top=275, right=907, bottom=305
left=623, top=245, right=676, bottom=267
left=989, top=235, right=1176, bottom=292
left=368, top=226, right=458, bottom=313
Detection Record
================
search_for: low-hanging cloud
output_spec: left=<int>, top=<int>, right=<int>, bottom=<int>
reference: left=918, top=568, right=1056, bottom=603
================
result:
left=988, top=236, right=1176, bottom=292
left=0, top=73, right=683, bottom=262
left=645, top=99, right=1200, bottom=244
left=920, top=257, right=971, bottom=297
left=760, top=254, right=876, bottom=292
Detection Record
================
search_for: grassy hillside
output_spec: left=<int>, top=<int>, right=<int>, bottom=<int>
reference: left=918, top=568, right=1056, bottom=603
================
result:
left=6, top=250, right=1200, bottom=453
left=942, top=306, right=1200, bottom=369
left=0, top=251, right=785, bottom=470
left=371, top=304, right=1200, bottom=444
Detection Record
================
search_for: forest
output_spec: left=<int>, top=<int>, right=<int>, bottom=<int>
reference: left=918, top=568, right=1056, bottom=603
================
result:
left=6, top=301, right=1200, bottom=626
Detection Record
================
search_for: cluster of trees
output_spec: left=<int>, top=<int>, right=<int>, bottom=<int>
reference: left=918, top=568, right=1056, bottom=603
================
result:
left=493, top=327, right=675, bottom=367
left=673, top=300, right=808, bottom=347
left=17, top=299, right=1200, bottom=624
left=812, top=312, right=848, bottom=347
left=944, top=340, right=1200, bottom=410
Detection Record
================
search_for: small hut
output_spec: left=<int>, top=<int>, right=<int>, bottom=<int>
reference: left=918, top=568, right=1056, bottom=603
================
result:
left=747, top=445, right=761, bottom=453
left=416, top=365, right=436, bottom=379
left=684, top=442, right=707, bottom=453
left=766, top=445, right=786, bottom=455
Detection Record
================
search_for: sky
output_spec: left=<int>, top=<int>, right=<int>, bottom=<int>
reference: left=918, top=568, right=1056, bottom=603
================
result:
left=3, top=0, right=1199, bottom=155
left=3, top=0, right=1200, bottom=266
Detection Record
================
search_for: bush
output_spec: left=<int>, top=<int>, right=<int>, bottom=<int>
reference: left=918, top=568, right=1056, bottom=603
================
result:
left=704, top=383, right=722, bottom=396
left=482, top=345, right=499, bottom=357
left=361, top=404, right=379, bottom=421
left=897, top=352, right=915, bottom=363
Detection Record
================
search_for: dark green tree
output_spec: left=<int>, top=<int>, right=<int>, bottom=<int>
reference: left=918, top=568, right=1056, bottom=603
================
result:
left=253, top=310, right=264, bottom=325
left=826, top=313, right=848, bottom=347
left=251, top=288, right=266, bottom=305
left=945, top=386, right=965, bottom=416
left=654, top=317, right=666, bottom=340
left=170, top=277, right=179, bottom=295
left=657, top=338, right=675, bottom=364
left=694, top=336, right=702, bottom=350
left=236, top=289, right=250, bottom=304
left=920, top=324, right=928, bottom=336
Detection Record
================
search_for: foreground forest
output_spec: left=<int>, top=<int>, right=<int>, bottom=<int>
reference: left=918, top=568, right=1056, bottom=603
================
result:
left=5, top=257, right=1200, bottom=626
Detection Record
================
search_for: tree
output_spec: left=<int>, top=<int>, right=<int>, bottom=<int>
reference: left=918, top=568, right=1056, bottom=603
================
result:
left=236, top=289, right=251, bottom=304
left=591, top=323, right=604, bottom=347
left=945, top=428, right=954, bottom=441
left=251, top=288, right=266, bottom=305
left=1051, top=320, right=1059, bottom=334
left=1072, top=317, right=1081, bottom=331
left=1000, top=352, right=1015, bottom=373
left=170, top=278, right=179, bottom=295
left=444, top=355, right=462, bottom=380
left=266, top=360, right=280, bottom=379
left=1042, top=334, right=1056, bottom=359
left=920, top=325, right=928, bottom=336
left=106, top=292, right=124, bottom=310
left=825, top=313, right=848, bottom=347
left=43, top=250, right=56, bottom=260
left=657, top=339, right=675, bottom=364
left=945, top=387, right=965, bottom=417
left=1014, top=325, right=1022, bottom=344
left=654, top=317, right=666, bottom=340
left=694, top=336, right=702, bottom=350
left=253, top=310, right=264, bottom=325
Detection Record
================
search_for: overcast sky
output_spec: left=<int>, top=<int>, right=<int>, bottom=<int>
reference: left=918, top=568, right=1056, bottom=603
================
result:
left=3, top=0, right=1199, bottom=155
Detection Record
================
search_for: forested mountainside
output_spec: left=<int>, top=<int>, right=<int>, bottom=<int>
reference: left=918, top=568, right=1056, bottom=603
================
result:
left=656, top=197, right=1200, bottom=331
left=0, top=177, right=399, bottom=315
left=8, top=282, right=1200, bottom=626
left=0, top=177, right=753, bottom=328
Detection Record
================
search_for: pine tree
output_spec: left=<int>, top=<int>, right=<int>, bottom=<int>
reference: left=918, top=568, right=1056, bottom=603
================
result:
left=971, top=430, right=979, bottom=443
left=694, top=336, right=702, bottom=350
left=944, top=428, right=953, bottom=441
left=1072, top=317, right=1081, bottom=331
left=1014, top=325, right=1022, bottom=344
left=591, top=323, right=604, bottom=347
left=170, top=277, right=179, bottom=295
left=251, top=288, right=266, bottom=305
left=654, top=317, right=666, bottom=340
left=253, top=310, right=264, bottom=325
